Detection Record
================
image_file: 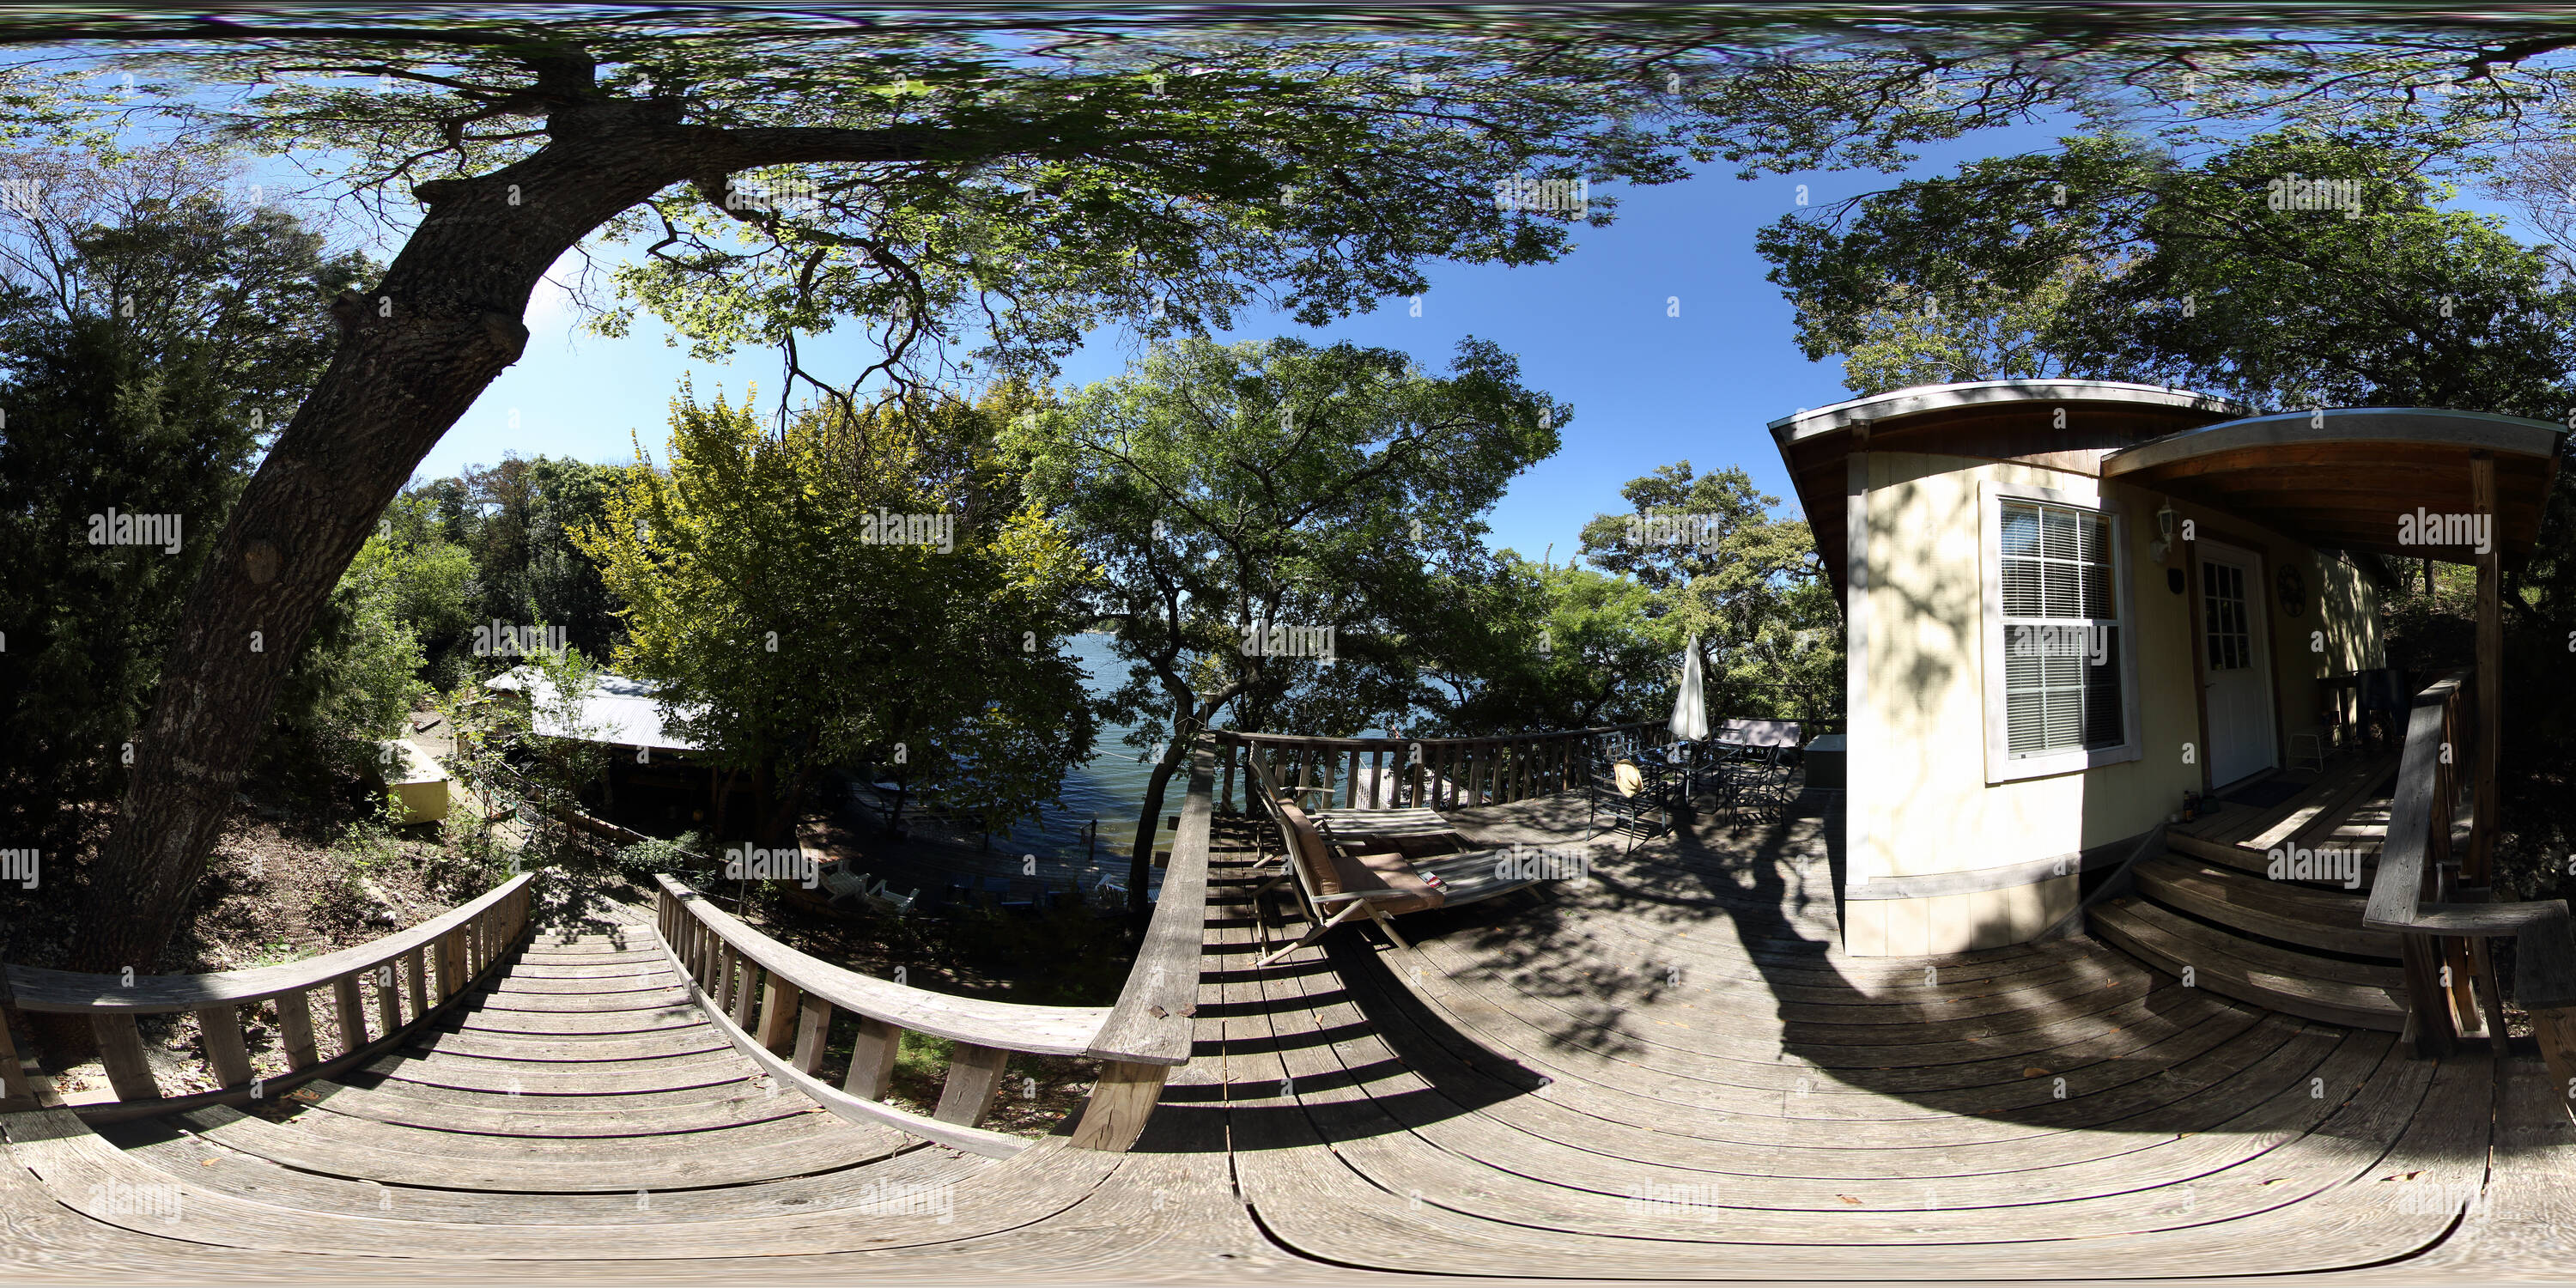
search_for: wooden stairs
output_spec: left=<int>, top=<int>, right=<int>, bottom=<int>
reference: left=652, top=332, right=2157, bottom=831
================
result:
left=2089, top=751, right=2412, bottom=1032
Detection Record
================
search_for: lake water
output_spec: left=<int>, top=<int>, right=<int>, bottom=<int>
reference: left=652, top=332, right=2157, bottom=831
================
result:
left=974, top=632, right=1394, bottom=863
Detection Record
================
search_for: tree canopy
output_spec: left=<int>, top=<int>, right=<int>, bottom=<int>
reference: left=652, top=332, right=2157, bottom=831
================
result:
left=1008, top=334, right=1560, bottom=906
left=580, top=382, right=1098, bottom=848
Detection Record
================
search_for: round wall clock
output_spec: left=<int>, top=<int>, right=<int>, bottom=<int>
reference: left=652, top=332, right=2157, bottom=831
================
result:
left=2276, top=564, right=2306, bottom=617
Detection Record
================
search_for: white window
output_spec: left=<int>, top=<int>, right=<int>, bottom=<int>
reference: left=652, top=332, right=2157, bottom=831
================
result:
left=1981, top=481, right=2141, bottom=782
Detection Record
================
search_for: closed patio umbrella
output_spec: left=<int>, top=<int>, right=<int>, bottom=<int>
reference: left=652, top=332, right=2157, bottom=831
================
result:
left=1670, top=635, right=1710, bottom=743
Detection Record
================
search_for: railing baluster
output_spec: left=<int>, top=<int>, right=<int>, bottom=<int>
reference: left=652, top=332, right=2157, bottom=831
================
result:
left=404, top=945, right=430, bottom=1021
left=0, top=1010, right=34, bottom=1107
left=439, top=928, right=467, bottom=1001
left=846, top=1017, right=902, bottom=1100
left=791, top=994, right=833, bottom=1074
left=374, top=960, right=404, bottom=1034
left=197, top=1004, right=252, bottom=1088
left=753, top=968, right=796, bottom=1048
left=332, top=974, right=369, bottom=1054
left=275, top=989, right=320, bottom=1071
left=933, top=1042, right=1010, bottom=1127
left=91, top=1013, right=159, bottom=1102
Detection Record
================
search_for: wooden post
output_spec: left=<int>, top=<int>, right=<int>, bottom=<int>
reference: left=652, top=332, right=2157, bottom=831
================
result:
left=91, top=1013, right=159, bottom=1102
left=374, top=961, right=404, bottom=1036
left=756, top=974, right=802, bottom=1055
left=197, top=1004, right=253, bottom=1087
left=845, top=1017, right=902, bottom=1100
left=1067, top=1060, right=1170, bottom=1151
left=0, top=1006, right=35, bottom=1106
left=403, top=946, right=429, bottom=1023
left=2399, top=934, right=2456, bottom=1059
left=728, top=957, right=759, bottom=1030
left=439, top=930, right=466, bottom=1001
left=2469, top=453, right=2500, bottom=887
left=791, top=993, right=833, bottom=1074
left=933, top=1042, right=1011, bottom=1127
left=332, top=975, right=369, bottom=1054
left=275, top=990, right=321, bottom=1071
left=2532, top=1006, right=2576, bottom=1126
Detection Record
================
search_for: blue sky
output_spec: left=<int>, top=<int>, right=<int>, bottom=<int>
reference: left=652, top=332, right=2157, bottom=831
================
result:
left=419, top=117, right=2081, bottom=562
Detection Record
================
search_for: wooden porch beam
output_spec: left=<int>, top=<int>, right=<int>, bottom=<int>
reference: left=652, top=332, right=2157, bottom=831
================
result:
left=2469, top=453, right=2500, bottom=886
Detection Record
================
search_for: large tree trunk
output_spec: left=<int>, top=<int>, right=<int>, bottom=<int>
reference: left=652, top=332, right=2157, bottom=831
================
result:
left=37, top=78, right=970, bottom=1069
left=1127, top=755, right=1182, bottom=926
left=59, top=101, right=720, bottom=992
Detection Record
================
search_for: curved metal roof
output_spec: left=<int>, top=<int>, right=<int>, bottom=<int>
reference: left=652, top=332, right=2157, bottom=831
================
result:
left=1768, top=380, right=2248, bottom=443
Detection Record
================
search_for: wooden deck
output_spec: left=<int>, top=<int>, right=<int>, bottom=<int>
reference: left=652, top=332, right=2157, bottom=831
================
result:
left=6, top=789, right=2574, bottom=1281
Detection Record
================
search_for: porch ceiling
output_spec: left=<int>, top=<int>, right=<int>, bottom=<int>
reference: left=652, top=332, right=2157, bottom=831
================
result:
left=2099, top=408, right=2568, bottom=564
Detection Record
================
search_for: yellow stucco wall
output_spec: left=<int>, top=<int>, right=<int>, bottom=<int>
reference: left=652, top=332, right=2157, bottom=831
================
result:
left=1845, top=451, right=2384, bottom=954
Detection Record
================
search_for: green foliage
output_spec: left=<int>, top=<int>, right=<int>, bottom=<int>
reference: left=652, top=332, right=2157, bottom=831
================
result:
left=1419, top=556, right=1680, bottom=733
left=442, top=456, right=631, bottom=662
left=612, top=829, right=716, bottom=885
left=1569, top=461, right=1843, bottom=726
left=259, top=558, right=430, bottom=793
left=0, top=146, right=363, bottom=848
left=1763, top=130, right=2576, bottom=415
left=348, top=496, right=482, bottom=690
left=1012, top=335, right=1564, bottom=746
left=580, top=383, right=1097, bottom=846
left=130, top=21, right=2002, bottom=397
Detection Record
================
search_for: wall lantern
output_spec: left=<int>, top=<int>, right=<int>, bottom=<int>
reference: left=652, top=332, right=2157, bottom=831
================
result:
left=2149, top=501, right=2178, bottom=565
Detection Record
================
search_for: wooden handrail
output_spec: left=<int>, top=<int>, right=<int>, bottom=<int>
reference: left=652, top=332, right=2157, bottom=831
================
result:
left=1212, top=720, right=1682, bottom=813
left=0, top=873, right=533, bottom=1116
left=647, top=746, right=1215, bottom=1156
left=653, top=877, right=1113, bottom=1055
left=2361, top=668, right=2576, bottom=1097
left=6, top=873, right=534, bottom=1013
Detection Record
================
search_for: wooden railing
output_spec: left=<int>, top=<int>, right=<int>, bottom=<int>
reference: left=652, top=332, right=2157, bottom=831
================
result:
left=0, top=873, right=534, bottom=1123
left=1212, top=721, right=1669, bottom=815
left=1211, top=716, right=1844, bottom=815
left=649, top=744, right=1215, bottom=1157
left=2362, top=669, right=2576, bottom=1113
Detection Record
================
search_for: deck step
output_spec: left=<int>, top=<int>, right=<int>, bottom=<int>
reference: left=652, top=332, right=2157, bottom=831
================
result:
left=2089, top=897, right=2407, bottom=1032
left=2129, top=855, right=2402, bottom=958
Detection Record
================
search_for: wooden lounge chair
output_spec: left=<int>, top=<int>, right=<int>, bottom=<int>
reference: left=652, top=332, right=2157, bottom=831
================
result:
left=1248, top=755, right=1453, bottom=848
left=1250, top=792, right=1546, bottom=969
left=864, top=881, right=919, bottom=915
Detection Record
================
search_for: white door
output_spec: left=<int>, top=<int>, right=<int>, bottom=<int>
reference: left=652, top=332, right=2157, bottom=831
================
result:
left=2199, top=542, right=2276, bottom=787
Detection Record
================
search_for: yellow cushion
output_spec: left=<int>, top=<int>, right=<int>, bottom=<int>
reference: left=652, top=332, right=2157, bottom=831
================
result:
left=1613, top=761, right=1643, bottom=798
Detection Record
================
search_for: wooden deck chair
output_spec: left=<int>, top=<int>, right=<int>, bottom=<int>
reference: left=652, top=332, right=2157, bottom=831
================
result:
left=1247, top=753, right=1452, bottom=852
left=1253, top=794, right=1443, bottom=967
left=1252, top=793, right=1555, bottom=969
